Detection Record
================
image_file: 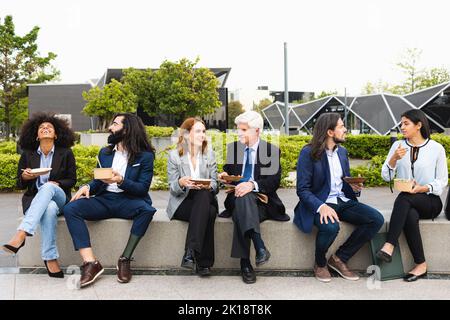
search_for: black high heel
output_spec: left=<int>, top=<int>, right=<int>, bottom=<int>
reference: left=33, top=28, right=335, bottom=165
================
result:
left=44, top=260, right=64, bottom=278
left=2, top=239, right=25, bottom=255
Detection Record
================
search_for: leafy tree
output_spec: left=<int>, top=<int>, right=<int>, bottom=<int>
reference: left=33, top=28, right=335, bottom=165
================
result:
left=228, top=100, right=244, bottom=128
left=316, top=90, right=338, bottom=99
left=147, top=58, right=221, bottom=122
left=396, top=48, right=423, bottom=93
left=0, top=15, right=59, bottom=140
left=253, top=98, right=273, bottom=114
left=82, top=79, right=137, bottom=130
left=416, top=67, right=450, bottom=90
left=361, top=48, right=450, bottom=95
left=121, top=68, right=154, bottom=115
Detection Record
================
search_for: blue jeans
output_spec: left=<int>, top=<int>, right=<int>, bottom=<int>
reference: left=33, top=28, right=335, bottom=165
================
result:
left=18, top=183, right=67, bottom=261
left=313, top=199, right=384, bottom=267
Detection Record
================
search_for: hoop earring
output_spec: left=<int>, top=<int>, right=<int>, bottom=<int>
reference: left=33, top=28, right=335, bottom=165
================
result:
left=36, top=137, right=40, bottom=142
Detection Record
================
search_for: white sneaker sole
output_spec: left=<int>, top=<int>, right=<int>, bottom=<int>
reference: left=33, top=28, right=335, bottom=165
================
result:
left=80, top=267, right=104, bottom=287
left=328, top=263, right=359, bottom=281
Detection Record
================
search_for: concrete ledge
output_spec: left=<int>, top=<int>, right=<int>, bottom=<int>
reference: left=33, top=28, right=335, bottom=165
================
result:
left=17, top=208, right=450, bottom=273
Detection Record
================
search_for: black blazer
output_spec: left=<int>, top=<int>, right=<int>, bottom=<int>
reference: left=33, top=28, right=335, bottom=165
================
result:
left=17, top=147, right=77, bottom=214
left=222, top=140, right=289, bottom=221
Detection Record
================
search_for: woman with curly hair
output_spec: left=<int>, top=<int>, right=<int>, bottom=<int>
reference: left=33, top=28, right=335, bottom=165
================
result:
left=2, top=112, right=76, bottom=278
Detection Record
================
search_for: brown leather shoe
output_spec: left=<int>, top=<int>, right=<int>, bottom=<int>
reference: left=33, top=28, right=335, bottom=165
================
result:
left=80, top=260, right=104, bottom=288
left=327, top=254, right=359, bottom=281
left=314, top=264, right=332, bottom=283
left=117, top=256, right=132, bottom=283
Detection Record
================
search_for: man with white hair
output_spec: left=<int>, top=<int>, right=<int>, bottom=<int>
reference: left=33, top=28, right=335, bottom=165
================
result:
left=218, top=111, right=290, bottom=284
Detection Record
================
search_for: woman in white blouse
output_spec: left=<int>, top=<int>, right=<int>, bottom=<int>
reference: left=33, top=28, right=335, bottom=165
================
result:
left=166, top=117, right=218, bottom=277
left=377, top=109, right=448, bottom=282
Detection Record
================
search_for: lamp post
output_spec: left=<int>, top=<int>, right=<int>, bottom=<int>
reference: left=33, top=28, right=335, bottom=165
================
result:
left=284, top=42, right=289, bottom=135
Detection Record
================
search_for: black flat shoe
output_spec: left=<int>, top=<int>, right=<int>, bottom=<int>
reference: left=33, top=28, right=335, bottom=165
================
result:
left=376, top=249, right=392, bottom=263
left=2, top=239, right=25, bottom=255
left=403, top=272, right=427, bottom=282
left=44, top=260, right=64, bottom=278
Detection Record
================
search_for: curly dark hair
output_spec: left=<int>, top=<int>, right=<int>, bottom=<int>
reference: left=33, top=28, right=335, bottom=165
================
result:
left=18, top=112, right=76, bottom=151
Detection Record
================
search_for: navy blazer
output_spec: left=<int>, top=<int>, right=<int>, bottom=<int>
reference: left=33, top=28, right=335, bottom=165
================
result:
left=88, top=147, right=155, bottom=206
left=293, top=145, right=357, bottom=233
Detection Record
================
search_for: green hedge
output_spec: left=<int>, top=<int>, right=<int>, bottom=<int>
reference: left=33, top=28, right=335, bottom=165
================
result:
left=0, top=141, right=17, bottom=155
left=1, top=132, right=449, bottom=191
left=145, top=126, right=174, bottom=138
left=0, top=154, right=20, bottom=191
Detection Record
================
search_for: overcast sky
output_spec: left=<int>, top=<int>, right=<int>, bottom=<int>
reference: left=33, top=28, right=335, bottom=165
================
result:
left=3, top=0, right=450, bottom=95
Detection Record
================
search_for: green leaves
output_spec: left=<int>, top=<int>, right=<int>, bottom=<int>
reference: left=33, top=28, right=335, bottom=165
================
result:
left=146, top=58, right=221, bottom=121
left=82, top=79, right=137, bottom=130
left=0, top=15, right=59, bottom=139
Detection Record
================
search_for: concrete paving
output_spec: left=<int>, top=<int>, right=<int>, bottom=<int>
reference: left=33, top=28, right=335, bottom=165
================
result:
left=1, top=188, right=449, bottom=300
left=2, top=274, right=450, bottom=300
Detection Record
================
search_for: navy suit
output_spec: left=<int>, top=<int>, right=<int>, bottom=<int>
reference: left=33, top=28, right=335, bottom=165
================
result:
left=293, top=145, right=356, bottom=234
left=64, top=147, right=157, bottom=250
left=293, top=145, right=384, bottom=267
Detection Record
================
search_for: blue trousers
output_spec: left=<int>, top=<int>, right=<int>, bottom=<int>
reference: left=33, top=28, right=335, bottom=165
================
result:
left=63, top=192, right=156, bottom=250
left=314, top=199, right=384, bottom=267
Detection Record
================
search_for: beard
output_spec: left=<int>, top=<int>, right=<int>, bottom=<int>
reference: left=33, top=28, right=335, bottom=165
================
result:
left=333, top=136, right=345, bottom=144
left=107, top=128, right=125, bottom=145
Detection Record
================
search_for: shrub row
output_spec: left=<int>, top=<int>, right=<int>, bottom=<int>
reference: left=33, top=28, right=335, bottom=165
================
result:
left=1, top=133, right=449, bottom=191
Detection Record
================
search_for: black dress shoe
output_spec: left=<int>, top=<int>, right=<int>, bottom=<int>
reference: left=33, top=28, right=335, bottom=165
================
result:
left=2, top=239, right=25, bottom=255
left=196, top=266, right=211, bottom=277
left=44, top=260, right=64, bottom=278
left=241, top=266, right=256, bottom=284
left=181, top=249, right=195, bottom=270
left=255, top=248, right=271, bottom=266
left=376, top=250, right=392, bottom=263
left=403, top=272, right=427, bottom=282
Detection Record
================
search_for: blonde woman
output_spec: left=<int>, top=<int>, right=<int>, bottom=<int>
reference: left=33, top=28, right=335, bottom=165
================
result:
left=167, top=117, right=218, bottom=276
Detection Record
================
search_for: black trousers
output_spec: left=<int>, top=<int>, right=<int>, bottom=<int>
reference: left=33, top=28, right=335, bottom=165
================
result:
left=231, top=193, right=268, bottom=259
left=387, top=192, right=443, bottom=264
left=173, top=189, right=217, bottom=267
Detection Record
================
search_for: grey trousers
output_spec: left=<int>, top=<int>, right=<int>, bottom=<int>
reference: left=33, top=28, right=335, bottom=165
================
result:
left=231, top=193, right=268, bottom=259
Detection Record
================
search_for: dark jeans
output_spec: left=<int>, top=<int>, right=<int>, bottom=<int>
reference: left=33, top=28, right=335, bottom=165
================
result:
left=387, top=192, right=442, bottom=264
left=314, top=199, right=384, bottom=267
left=63, top=192, right=156, bottom=250
left=173, top=189, right=217, bottom=267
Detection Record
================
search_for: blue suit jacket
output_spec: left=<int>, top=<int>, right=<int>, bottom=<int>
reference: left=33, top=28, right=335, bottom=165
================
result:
left=88, top=147, right=155, bottom=206
left=293, top=145, right=357, bottom=233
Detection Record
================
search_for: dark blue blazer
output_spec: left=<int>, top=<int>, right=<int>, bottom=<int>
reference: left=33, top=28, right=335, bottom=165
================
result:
left=88, top=147, right=155, bottom=206
left=293, top=145, right=357, bottom=233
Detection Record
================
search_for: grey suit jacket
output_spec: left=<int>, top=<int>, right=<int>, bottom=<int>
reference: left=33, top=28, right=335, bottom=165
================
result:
left=166, top=147, right=218, bottom=219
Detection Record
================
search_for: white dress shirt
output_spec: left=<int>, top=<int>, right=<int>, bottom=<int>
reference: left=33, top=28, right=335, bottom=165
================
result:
left=381, top=139, right=448, bottom=196
left=241, top=139, right=260, bottom=192
left=106, top=147, right=128, bottom=193
left=187, top=152, right=201, bottom=179
left=317, top=146, right=350, bottom=213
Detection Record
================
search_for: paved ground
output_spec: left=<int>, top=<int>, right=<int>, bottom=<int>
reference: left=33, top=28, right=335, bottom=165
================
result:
left=1, top=187, right=449, bottom=300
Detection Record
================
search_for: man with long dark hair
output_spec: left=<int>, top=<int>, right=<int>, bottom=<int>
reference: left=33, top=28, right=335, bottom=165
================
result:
left=293, top=113, right=384, bottom=282
left=63, top=113, right=156, bottom=287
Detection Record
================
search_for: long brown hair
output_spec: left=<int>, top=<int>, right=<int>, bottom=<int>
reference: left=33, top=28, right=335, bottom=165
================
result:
left=309, top=113, right=341, bottom=160
left=177, top=117, right=208, bottom=156
left=106, top=113, right=155, bottom=164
